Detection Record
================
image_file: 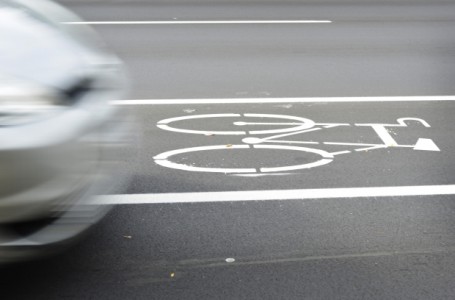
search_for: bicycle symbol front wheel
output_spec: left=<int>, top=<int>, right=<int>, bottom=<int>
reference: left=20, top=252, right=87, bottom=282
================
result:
left=157, top=113, right=316, bottom=136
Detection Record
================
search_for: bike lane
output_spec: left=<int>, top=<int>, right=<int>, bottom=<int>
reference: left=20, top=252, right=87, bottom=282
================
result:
left=122, top=100, right=455, bottom=195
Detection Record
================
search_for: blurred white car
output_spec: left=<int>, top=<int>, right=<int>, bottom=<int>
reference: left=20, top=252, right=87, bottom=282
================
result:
left=0, top=0, right=132, bottom=262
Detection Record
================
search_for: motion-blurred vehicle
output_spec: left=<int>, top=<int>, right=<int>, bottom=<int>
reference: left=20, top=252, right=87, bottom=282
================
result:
left=0, top=0, right=132, bottom=262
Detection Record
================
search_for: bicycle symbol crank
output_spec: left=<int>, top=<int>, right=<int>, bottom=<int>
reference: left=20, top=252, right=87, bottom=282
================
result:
left=153, top=114, right=440, bottom=174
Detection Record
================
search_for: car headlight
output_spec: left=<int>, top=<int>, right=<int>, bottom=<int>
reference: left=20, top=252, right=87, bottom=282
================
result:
left=0, top=75, right=64, bottom=126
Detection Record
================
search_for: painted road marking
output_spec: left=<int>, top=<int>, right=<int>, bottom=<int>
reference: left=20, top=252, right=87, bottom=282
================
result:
left=157, top=113, right=316, bottom=136
left=157, top=113, right=246, bottom=135
left=64, top=20, right=332, bottom=25
left=152, top=114, right=439, bottom=174
left=154, top=145, right=256, bottom=173
left=154, top=144, right=333, bottom=173
left=111, top=96, right=455, bottom=105
left=356, top=118, right=431, bottom=147
left=94, top=185, right=455, bottom=205
left=414, top=138, right=440, bottom=151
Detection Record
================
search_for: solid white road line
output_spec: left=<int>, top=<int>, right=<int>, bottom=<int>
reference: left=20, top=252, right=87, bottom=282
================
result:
left=94, top=184, right=455, bottom=205
left=64, top=20, right=332, bottom=25
left=111, top=96, right=455, bottom=105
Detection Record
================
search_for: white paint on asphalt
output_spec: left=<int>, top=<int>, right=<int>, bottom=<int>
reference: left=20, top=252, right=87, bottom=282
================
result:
left=157, top=113, right=247, bottom=135
left=111, top=95, right=455, bottom=105
left=259, top=127, right=321, bottom=141
left=95, top=185, right=455, bottom=205
left=154, top=145, right=257, bottom=173
left=264, top=140, right=320, bottom=145
left=254, top=144, right=333, bottom=172
left=354, top=145, right=388, bottom=152
left=324, top=142, right=379, bottom=147
left=330, top=150, right=351, bottom=156
left=413, top=138, right=440, bottom=151
left=231, top=173, right=292, bottom=177
left=153, top=114, right=439, bottom=173
left=157, top=113, right=316, bottom=136
left=355, top=118, right=431, bottom=128
left=64, top=20, right=332, bottom=25
left=366, top=125, right=399, bottom=146
left=355, top=118, right=434, bottom=148
left=153, top=143, right=333, bottom=174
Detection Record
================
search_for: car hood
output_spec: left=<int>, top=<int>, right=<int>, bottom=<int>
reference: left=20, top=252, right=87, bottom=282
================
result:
left=0, top=4, right=96, bottom=90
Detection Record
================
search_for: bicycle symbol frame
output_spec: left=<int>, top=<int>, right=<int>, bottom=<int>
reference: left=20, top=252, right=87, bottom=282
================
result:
left=153, top=113, right=440, bottom=174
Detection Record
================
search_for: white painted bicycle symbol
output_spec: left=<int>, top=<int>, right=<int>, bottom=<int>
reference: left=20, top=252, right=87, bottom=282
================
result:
left=154, top=114, right=440, bottom=174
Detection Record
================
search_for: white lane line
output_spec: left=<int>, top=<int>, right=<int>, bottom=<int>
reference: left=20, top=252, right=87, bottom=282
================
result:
left=94, top=185, right=455, bottom=205
left=111, top=96, right=455, bottom=105
left=64, top=20, right=332, bottom=25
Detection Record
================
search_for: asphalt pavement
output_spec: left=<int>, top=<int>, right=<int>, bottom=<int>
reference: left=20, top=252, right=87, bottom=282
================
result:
left=3, top=0, right=455, bottom=299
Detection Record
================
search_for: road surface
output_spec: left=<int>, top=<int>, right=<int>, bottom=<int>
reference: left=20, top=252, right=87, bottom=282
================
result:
left=3, top=1, right=455, bottom=299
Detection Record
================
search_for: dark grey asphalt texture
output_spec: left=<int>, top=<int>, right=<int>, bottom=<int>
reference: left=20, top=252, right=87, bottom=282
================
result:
left=128, top=102, right=455, bottom=194
left=3, top=0, right=455, bottom=299
left=65, top=0, right=455, bottom=99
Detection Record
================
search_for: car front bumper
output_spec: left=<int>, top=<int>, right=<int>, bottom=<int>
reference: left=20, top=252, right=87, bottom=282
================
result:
left=0, top=82, right=133, bottom=262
